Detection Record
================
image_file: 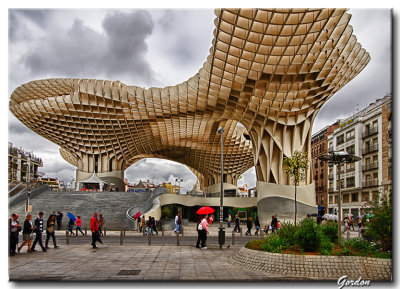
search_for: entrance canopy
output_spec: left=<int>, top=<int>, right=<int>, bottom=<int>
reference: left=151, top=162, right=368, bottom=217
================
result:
left=77, top=172, right=109, bottom=191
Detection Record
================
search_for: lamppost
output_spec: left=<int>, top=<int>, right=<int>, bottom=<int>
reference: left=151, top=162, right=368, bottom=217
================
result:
left=217, top=127, right=225, bottom=249
left=22, top=161, right=31, bottom=213
left=318, top=151, right=361, bottom=244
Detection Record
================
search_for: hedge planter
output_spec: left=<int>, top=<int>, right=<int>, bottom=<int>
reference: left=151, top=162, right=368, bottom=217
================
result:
left=231, top=247, right=391, bottom=281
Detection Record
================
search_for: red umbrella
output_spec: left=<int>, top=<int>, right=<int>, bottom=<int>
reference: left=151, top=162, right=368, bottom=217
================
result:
left=133, top=212, right=141, bottom=220
left=196, top=206, right=215, bottom=215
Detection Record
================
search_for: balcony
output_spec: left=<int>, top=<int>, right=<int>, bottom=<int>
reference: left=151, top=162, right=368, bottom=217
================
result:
left=318, top=186, right=325, bottom=191
left=346, top=166, right=355, bottom=172
left=328, top=173, right=334, bottom=180
left=362, top=127, right=378, bottom=138
left=362, top=180, right=379, bottom=188
left=362, top=162, right=379, bottom=171
left=362, top=144, right=379, bottom=155
left=346, top=135, right=355, bottom=142
left=328, top=187, right=334, bottom=193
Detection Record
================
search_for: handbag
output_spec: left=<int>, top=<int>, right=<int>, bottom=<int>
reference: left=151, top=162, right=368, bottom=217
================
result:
left=47, top=226, right=54, bottom=233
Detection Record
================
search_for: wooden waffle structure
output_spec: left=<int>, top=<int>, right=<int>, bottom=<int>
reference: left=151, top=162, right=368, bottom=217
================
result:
left=10, top=9, right=369, bottom=190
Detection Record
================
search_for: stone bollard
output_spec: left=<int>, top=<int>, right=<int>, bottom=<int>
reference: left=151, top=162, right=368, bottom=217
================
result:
left=181, top=226, right=184, bottom=237
left=176, top=232, right=180, bottom=246
left=162, top=226, right=164, bottom=236
left=232, top=231, right=235, bottom=246
left=143, top=227, right=145, bottom=236
left=120, top=231, right=123, bottom=245
left=347, top=229, right=350, bottom=239
left=124, top=229, right=126, bottom=236
left=66, top=230, right=69, bottom=245
left=104, top=226, right=106, bottom=236
left=240, top=229, right=242, bottom=237
left=85, top=226, right=87, bottom=236
left=148, top=232, right=151, bottom=246
left=260, top=228, right=264, bottom=238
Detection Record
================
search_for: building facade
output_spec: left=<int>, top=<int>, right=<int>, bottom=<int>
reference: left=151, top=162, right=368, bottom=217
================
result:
left=311, top=122, right=340, bottom=214
left=8, top=142, right=43, bottom=183
left=327, top=93, right=392, bottom=218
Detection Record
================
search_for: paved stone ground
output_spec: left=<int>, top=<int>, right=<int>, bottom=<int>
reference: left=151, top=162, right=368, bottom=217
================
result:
left=8, top=223, right=363, bottom=282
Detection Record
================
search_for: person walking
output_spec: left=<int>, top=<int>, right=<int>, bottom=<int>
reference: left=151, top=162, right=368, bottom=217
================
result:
left=31, top=212, right=46, bottom=252
left=227, top=214, right=232, bottom=228
left=76, top=216, right=84, bottom=236
left=145, top=216, right=153, bottom=235
left=232, top=215, right=241, bottom=233
left=349, top=216, right=355, bottom=231
left=9, top=213, right=21, bottom=256
left=254, top=216, right=260, bottom=236
left=151, top=217, right=158, bottom=235
left=195, top=215, right=202, bottom=248
left=45, top=215, right=59, bottom=248
left=67, top=218, right=75, bottom=236
left=137, top=215, right=142, bottom=232
left=90, top=212, right=102, bottom=249
left=271, top=215, right=278, bottom=233
left=200, top=214, right=209, bottom=249
left=245, top=217, right=252, bottom=235
left=358, top=215, right=362, bottom=230
left=18, top=214, right=33, bottom=253
left=99, top=214, right=105, bottom=236
left=56, top=211, right=63, bottom=230
left=140, top=215, right=146, bottom=233
left=173, top=213, right=180, bottom=234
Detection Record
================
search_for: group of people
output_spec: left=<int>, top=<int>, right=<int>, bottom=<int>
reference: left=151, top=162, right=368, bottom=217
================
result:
left=9, top=211, right=61, bottom=256
left=137, top=215, right=159, bottom=235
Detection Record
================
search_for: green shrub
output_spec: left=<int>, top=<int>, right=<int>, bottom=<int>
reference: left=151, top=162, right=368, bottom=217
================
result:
left=367, top=193, right=392, bottom=251
left=321, top=222, right=338, bottom=244
left=343, top=238, right=373, bottom=252
left=294, top=219, right=320, bottom=252
left=277, top=222, right=296, bottom=247
left=260, top=234, right=283, bottom=253
left=320, top=235, right=334, bottom=255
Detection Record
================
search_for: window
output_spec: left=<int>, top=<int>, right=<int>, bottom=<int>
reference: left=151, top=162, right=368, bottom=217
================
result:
left=329, top=196, right=333, bottom=204
left=346, top=177, right=355, bottom=188
left=334, top=196, right=338, bottom=203
left=372, top=191, right=379, bottom=201
left=346, top=130, right=355, bottom=141
left=321, top=195, right=324, bottom=202
left=346, top=162, right=355, bottom=171
left=343, top=194, right=349, bottom=203
left=336, top=134, right=344, bottom=145
left=346, top=145, right=355, bottom=155
left=351, top=193, right=359, bottom=202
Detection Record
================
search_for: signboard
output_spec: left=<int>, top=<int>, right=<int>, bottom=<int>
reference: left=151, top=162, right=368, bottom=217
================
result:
left=129, top=188, right=146, bottom=193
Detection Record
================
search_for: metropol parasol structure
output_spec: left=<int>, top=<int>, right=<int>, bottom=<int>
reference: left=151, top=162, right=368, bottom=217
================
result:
left=10, top=8, right=369, bottom=221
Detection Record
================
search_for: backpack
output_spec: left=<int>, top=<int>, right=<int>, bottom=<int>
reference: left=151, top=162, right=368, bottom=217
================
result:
left=198, top=222, right=203, bottom=230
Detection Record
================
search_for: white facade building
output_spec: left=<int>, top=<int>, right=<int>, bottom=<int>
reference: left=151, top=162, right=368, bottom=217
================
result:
left=327, top=94, right=392, bottom=219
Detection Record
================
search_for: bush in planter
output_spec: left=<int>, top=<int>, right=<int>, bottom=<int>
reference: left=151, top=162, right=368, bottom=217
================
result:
left=321, top=221, right=338, bottom=244
left=320, top=235, right=334, bottom=255
left=260, top=234, right=284, bottom=253
left=294, top=218, right=321, bottom=252
left=277, top=222, right=296, bottom=247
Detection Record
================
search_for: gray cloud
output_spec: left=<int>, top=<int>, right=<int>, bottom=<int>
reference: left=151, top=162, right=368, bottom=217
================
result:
left=16, top=10, right=155, bottom=86
left=9, top=9, right=51, bottom=42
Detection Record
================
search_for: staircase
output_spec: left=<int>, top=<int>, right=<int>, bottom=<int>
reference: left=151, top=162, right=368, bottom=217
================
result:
left=9, top=190, right=152, bottom=230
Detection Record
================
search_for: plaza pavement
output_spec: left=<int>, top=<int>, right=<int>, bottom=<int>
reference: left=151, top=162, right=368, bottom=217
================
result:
left=8, top=223, right=362, bottom=281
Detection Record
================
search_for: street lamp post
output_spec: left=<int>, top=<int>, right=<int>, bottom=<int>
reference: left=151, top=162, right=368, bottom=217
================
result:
left=218, top=127, right=225, bottom=249
left=23, top=161, right=31, bottom=213
left=318, top=151, right=361, bottom=244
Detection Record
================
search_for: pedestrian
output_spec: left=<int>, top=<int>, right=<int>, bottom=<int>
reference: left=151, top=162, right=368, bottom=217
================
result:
left=45, top=214, right=59, bottom=248
left=18, top=214, right=33, bottom=253
left=137, top=215, right=142, bottom=232
left=200, top=214, right=209, bottom=249
left=141, top=215, right=146, bottom=233
left=358, top=215, right=362, bottom=229
left=195, top=215, right=202, bottom=248
left=76, top=216, right=84, bottom=236
left=90, top=212, right=103, bottom=249
left=9, top=213, right=21, bottom=256
left=67, top=218, right=75, bottom=236
left=232, top=214, right=241, bottom=233
left=145, top=216, right=153, bottom=235
left=245, top=217, right=252, bottom=235
left=254, top=216, right=260, bottom=235
left=209, top=214, right=214, bottom=225
left=99, top=214, right=105, bottom=236
left=56, top=211, right=63, bottom=230
left=227, top=214, right=232, bottom=228
left=349, top=216, right=355, bottom=231
left=173, top=213, right=182, bottom=234
left=31, top=212, right=46, bottom=252
left=271, top=215, right=278, bottom=233
left=151, top=217, right=159, bottom=235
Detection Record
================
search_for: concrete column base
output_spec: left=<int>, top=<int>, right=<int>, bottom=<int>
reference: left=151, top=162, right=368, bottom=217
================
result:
left=256, top=181, right=317, bottom=224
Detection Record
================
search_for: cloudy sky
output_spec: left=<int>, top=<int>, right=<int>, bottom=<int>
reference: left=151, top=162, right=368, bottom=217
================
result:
left=7, top=8, right=391, bottom=192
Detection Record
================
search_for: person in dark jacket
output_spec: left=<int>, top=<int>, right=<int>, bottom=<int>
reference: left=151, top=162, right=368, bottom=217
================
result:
left=45, top=215, right=59, bottom=248
left=232, top=215, right=241, bottom=233
left=9, top=213, right=21, bottom=256
left=31, top=212, right=46, bottom=252
left=56, top=211, right=63, bottom=230
left=151, top=217, right=158, bottom=235
left=245, top=217, right=252, bottom=235
left=90, top=212, right=102, bottom=249
left=18, top=214, right=33, bottom=253
left=271, top=215, right=278, bottom=233
left=254, top=217, right=260, bottom=235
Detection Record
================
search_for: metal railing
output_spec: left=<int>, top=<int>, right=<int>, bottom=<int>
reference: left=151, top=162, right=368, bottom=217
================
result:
left=362, top=127, right=378, bottom=138
left=8, top=184, right=50, bottom=208
left=362, top=162, right=379, bottom=171
left=362, top=180, right=379, bottom=188
left=362, top=144, right=379, bottom=155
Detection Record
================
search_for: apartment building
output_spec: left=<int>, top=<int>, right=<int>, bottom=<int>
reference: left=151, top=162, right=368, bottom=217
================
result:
left=327, top=93, right=392, bottom=219
left=311, top=122, right=340, bottom=214
left=8, top=142, right=43, bottom=183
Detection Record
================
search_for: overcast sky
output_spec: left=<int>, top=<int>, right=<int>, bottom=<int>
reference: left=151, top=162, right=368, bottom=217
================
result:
left=7, top=8, right=391, bottom=191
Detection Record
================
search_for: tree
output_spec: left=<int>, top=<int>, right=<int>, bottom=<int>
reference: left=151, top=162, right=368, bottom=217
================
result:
left=283, top=151, right=309, bottom=227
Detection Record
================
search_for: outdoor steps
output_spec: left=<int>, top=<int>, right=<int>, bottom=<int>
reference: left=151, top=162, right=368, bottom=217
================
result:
left=9, top=190, right=152, bottom=230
